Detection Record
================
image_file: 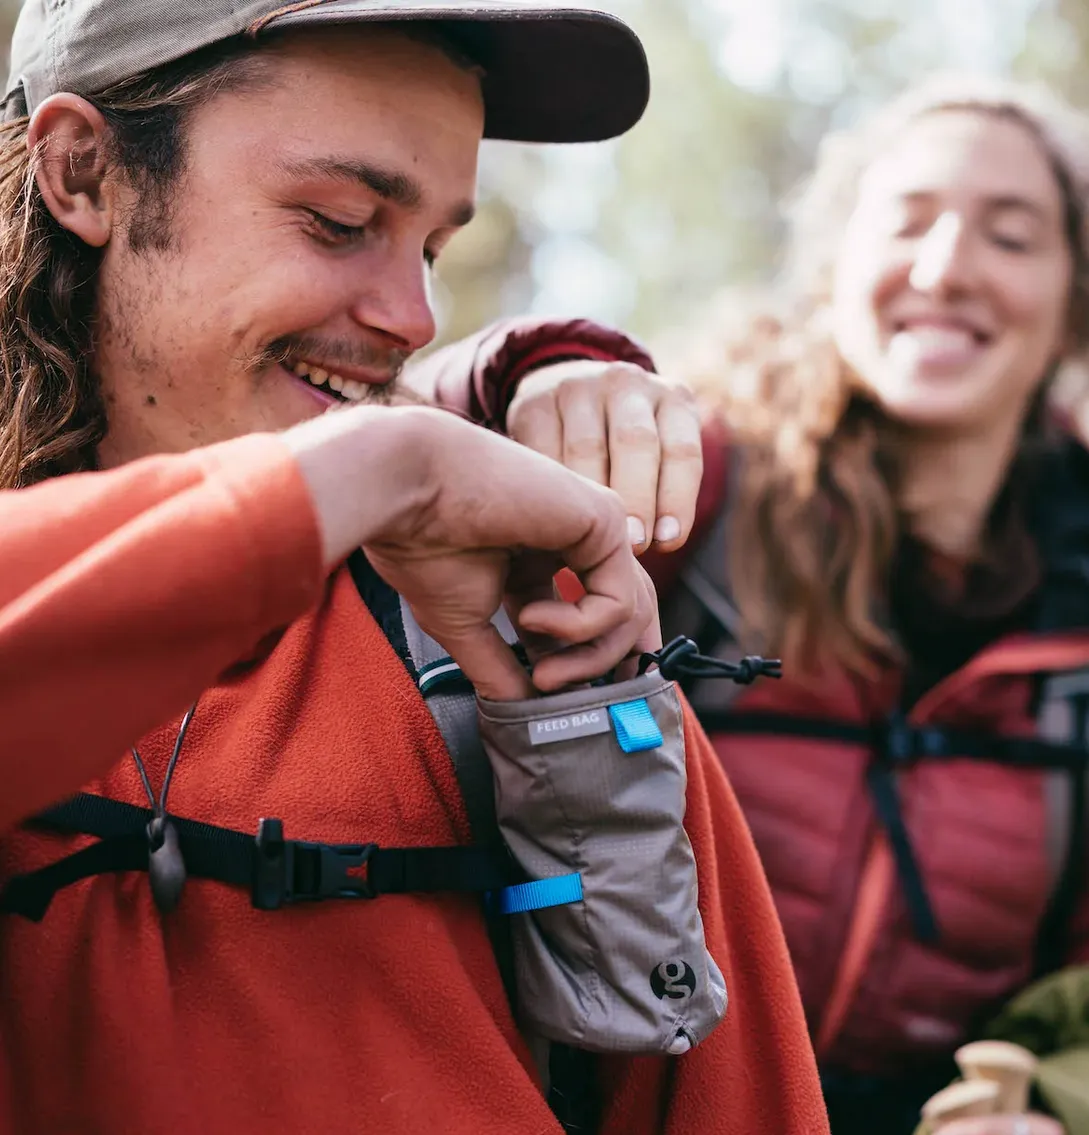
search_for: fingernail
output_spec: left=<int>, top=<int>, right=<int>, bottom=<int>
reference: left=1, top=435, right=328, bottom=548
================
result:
left=627, top=517, right=646, bottom=546
left=654, top=516, right=681, bottom=543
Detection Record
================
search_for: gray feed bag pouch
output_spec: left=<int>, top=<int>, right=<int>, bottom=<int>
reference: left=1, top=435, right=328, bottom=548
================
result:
left=477, top=671, right=728, bottom=1055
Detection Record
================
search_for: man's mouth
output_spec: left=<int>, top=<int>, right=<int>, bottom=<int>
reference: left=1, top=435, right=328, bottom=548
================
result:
left=287, top=359, right=379, bottom=403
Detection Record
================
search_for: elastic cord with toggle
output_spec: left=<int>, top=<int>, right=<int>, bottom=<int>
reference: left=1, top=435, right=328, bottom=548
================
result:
left=638, top=636, right=782, bottom=685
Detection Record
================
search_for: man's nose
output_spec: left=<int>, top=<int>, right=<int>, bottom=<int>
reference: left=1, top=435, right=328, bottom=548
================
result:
left=350, top=253, right=437, bottom=352
left=908, top=212, right=976, bottom=295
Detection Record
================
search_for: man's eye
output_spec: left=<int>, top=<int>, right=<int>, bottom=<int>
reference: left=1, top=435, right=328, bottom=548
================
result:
left=306, top=210, right=367, bottom=247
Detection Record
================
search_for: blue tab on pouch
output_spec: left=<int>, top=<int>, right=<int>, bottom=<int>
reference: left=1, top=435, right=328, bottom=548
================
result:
left=608, top=699, right=664, bottom=753
left=493, top=873, right=584, bottom=915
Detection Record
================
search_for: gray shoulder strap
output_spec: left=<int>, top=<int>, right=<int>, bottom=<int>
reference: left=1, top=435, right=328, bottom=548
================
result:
left=398, top=599, right=555, bottom=1093
left=399, top=597, right=517, bottom=844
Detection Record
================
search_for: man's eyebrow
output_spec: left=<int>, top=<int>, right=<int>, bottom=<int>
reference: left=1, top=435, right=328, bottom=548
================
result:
left=280, top=156, right=423, bottom=207
left=279, top=156, right=476, bottom=226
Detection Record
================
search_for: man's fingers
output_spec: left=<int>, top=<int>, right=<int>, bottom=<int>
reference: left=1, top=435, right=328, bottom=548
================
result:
left=518, top=591, right=635, bottom=649
left=437, top=621, right=536, bottom=702
left=606, top=378, right=661, bottom=553
left=559, top=382, right=610, bottom=488
left=528, top=599, right=654, bottom=692
left=529, top=577, right=658, bottom=692
left=507, top=391, right=563, bottom=464
left=613, top=566, right=663, bottom=681
left=516, top=556, right=658, bottom=691
left=530, top=633, right=639, bottom=693
left=652, top=393, right=703, bottom=551
left=502, top=554, right=567, bottom=668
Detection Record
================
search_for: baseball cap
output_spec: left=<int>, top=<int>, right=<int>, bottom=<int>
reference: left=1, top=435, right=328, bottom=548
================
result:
left=4, top=0, right=649, bottom=143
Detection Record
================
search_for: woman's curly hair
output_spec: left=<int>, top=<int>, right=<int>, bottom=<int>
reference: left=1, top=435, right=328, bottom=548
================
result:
left=674, top=74, right=1089, bottom=676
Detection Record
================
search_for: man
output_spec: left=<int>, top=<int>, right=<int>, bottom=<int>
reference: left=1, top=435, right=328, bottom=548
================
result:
left=0, top=2, right=828, bottom=1132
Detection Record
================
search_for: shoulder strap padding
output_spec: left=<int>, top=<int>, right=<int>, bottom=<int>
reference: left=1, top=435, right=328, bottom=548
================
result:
left=398, top=596, right=518, bottom=845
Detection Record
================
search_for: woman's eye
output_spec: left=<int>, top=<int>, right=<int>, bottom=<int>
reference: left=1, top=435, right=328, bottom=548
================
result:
left=307, top=210, right=367, bottom=247
left=993, top=236, right=1029, bottom=253
left=873, top=205, right=925, bottom=240
left=990, top=228, right=1033, bottom=253
left=891, top=211, right=932, bottom=240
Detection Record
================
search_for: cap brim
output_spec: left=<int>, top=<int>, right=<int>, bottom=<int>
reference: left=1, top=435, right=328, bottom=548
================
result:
left=261, top=1, right=649, bottom=143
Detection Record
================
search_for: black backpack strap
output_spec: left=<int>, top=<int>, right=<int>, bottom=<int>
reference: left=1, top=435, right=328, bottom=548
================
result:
left=702, top=709, right=1088, bottom=770
left=865, top=759, right=939, bottom=943
left=0, top=793, right=519, bottom=922
left=1032, top=687, right=1089, bottom=977
left=706, top=708, right=1089, bottom=943
left=1033, top=753, right=1087, bottom=976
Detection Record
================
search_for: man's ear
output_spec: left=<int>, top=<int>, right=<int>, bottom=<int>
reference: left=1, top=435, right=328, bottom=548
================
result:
left=27, top=93, right=114, bottom=248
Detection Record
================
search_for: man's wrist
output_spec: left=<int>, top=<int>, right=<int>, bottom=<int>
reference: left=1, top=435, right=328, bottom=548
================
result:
left=283, top=405, right=434, bottom=571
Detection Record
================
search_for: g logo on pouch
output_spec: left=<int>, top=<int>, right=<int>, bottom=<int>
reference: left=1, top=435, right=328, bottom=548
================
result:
left=650, top=959, right=697, bottom=1001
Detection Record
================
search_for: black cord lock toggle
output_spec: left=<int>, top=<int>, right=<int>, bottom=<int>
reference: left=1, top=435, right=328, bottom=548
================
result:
left=147, top=815, right=187, bottom=915
left=639, top=636, right=783, bottom=686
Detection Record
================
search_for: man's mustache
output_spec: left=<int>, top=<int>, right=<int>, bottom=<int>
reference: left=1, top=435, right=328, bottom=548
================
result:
left=243, top=335, right=411, bottom=384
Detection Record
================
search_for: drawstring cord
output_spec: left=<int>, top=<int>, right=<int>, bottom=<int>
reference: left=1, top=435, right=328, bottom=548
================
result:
left=129, top=700, right=199, bottom=913
left=639, top=636, right=782, bottom=686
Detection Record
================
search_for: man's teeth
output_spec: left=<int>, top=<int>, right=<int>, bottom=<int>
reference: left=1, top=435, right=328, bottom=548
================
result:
left=289, top=360, right=366, bottom=402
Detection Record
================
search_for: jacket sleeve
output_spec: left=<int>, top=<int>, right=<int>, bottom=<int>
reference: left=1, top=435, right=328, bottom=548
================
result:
left=0, top=435, right=324, bottom=831
left=597, top=703, right=830, bottom=1135
left=402, top=317, right=656, bottom=430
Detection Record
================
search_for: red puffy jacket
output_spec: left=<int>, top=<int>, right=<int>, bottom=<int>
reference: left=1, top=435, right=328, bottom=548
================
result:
left=644, top=424, right=1089, bottom=1085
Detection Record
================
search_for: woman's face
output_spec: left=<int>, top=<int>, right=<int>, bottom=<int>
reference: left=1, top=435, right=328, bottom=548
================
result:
left=831, top=110, right=1075, bottom=435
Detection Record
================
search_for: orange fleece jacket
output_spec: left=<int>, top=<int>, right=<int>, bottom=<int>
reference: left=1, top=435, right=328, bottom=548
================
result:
left=0, top=434, right=828, bottom=1134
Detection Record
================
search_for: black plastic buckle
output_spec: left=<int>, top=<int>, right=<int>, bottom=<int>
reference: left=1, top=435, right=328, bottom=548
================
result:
left=879, top=711, right=948, bottom=767
left=252, top=817, right=378, bottom=911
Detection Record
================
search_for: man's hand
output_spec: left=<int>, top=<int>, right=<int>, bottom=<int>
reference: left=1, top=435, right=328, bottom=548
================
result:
left=285, top=404, right=659, bottom=700
left=505, top=360, right=702, bottom=555
left=938, top=1115, right=1063, bottom=1135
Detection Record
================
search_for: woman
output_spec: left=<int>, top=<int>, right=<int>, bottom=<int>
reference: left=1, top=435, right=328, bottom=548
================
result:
left=644, top=76, right=1089, bottom=1135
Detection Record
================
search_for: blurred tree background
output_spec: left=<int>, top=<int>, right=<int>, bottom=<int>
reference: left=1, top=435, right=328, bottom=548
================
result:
left=428, top=0, right=1089, bottom=352
left=0, top=0, right=1085, bottom=350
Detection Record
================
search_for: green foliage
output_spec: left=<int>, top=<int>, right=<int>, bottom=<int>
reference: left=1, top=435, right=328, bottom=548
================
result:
left=1015, top=0, right=1089, bottom=107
